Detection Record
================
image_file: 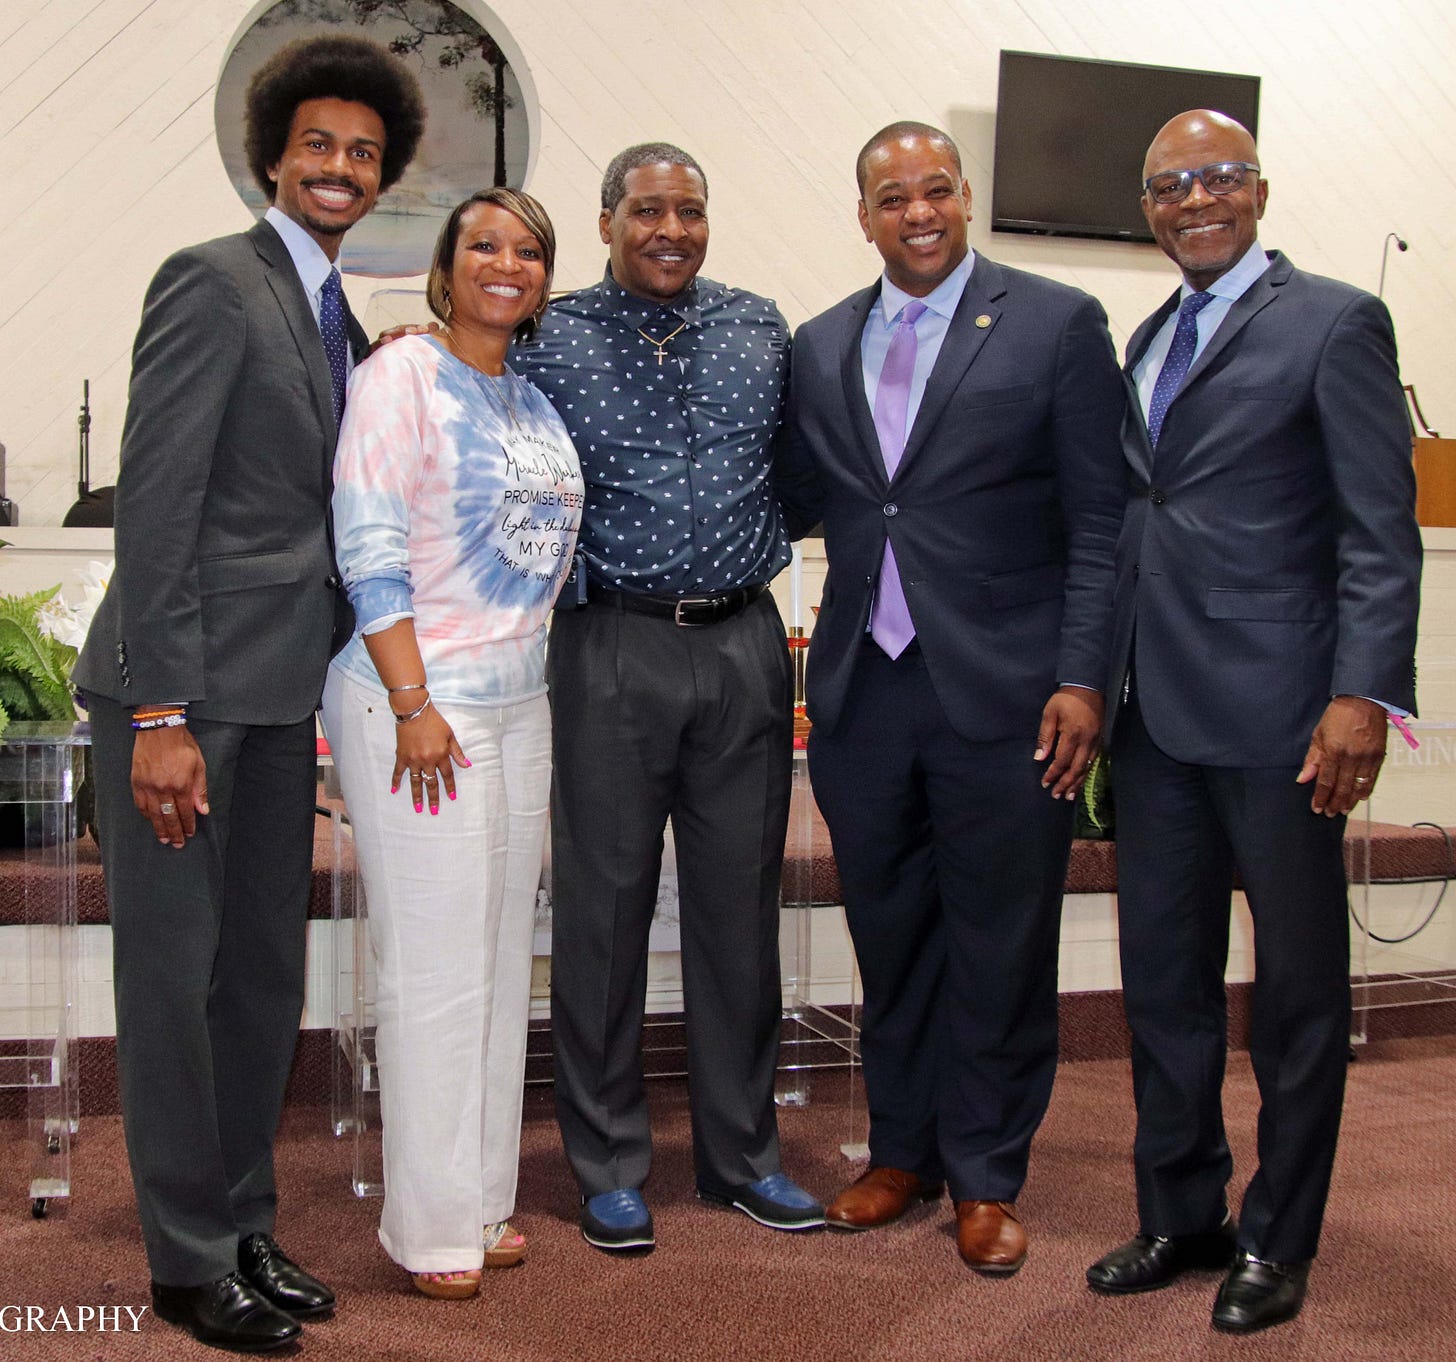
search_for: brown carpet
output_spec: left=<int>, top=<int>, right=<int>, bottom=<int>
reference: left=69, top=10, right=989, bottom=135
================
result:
left=2, top=1038, right=1453, bottom=1361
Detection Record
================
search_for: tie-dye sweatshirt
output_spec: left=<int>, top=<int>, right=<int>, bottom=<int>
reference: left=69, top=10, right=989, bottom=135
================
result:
left=331, top=334, right=583, bottom=705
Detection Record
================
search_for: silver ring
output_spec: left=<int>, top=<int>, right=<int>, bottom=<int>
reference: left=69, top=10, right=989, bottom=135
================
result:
left=1354, top=777, right=1372, bottom=785
left=159, top=802, right=176, bottom=814
left=421, top=774, right=438, bottom=783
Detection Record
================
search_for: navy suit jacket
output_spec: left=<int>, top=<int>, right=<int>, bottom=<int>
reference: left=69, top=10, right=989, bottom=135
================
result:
left=776, top=255, right=1126, bottom=742
left=75, top=219, right=364, bottom=723
left=1106, top=250, right=1421, bottom=766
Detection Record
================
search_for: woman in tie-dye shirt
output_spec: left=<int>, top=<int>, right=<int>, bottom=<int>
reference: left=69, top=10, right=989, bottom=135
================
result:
left=322, top=188, right=581, bottom=1300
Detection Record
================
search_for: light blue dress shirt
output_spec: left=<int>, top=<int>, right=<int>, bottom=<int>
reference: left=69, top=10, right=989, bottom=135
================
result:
left=1132, top=240, right=1269, bottom=414
left=860, top=250, right=976, bottom=427
left=264, top=205, right=354, bottom=380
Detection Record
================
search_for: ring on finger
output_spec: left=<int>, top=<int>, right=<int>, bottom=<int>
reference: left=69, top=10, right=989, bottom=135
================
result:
left=160, top=802, right=176, bottom=814
left=1354, top=776, right=1372, bottom=786
left=422, top=774, right=439, bottom=784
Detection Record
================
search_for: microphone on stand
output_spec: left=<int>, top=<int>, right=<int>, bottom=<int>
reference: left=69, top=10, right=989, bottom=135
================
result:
left=1377, top=233, right=1436, bottom=441
left=1378, top=232, right=1408, bottom=300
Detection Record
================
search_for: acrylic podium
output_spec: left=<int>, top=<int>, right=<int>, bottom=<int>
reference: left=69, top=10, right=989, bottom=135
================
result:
left=0, top=721, right=85, bottom=1217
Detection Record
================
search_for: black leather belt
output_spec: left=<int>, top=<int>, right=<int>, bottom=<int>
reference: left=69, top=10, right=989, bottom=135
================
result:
left=586, top=583, right=767, bottom=627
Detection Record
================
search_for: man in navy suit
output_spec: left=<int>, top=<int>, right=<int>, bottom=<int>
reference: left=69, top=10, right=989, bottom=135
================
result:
left=775, top=122, right=1126, bottom=1271
left=1084, top=110, right=1420, bottom=1333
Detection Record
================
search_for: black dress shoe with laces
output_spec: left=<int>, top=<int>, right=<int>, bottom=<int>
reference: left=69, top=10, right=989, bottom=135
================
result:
left=1086, top=1219, right=1238, bottom=1294
left=238, top=1233, right=335, bottom=1319
left=151, top=1272, right=301, bottom=1352
left=1212, top=1252, right=1310, bottom=1333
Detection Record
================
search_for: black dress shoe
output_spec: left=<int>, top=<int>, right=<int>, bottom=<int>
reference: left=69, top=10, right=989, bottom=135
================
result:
left=1212, top=1252, right=1310, bottom=1333
left=238, top=1233, right=335, bottom=1319
left=151, top=1272, right=301, bottom=1352
left=1086, top=1219, right=1238, bottom=1294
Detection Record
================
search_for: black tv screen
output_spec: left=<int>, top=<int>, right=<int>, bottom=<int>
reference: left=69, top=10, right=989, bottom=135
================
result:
left=991, top=51, right=1260, bottom=243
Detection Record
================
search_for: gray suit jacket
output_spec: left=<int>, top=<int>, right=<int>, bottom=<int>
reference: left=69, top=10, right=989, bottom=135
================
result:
left=74, top=219, right=363, bottom=724
left=1105, top=250, right=1421, bottom=766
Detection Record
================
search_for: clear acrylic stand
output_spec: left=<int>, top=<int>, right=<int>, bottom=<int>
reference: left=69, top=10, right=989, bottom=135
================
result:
left=0, top=722, right=85, bottom=1217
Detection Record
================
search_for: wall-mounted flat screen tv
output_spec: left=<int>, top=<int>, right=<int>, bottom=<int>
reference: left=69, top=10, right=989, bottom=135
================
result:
left=991, top=51, right=1260, bottom=243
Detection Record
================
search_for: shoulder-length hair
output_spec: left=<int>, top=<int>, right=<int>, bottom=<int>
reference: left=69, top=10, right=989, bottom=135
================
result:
left=426, top=189, right=557, bottom=344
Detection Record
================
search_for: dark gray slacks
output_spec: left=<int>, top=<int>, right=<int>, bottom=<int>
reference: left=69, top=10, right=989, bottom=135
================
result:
left=547, top=592, right=793, bottom=1197
left=1112, top=695, right=1351, bottom=1263
left=808, top=644, right=1070, bottom=1201
left=88, top=694, right=317, bottom=1286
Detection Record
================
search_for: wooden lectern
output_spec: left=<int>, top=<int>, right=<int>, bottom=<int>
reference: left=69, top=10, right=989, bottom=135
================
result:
left=1408, top=386, right=1456, bottom=528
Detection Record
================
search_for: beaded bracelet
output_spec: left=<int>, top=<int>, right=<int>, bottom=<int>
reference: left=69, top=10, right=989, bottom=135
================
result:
left=133, top=712, right=188, bottom=731
left=393, top=695, right=433, bottom=725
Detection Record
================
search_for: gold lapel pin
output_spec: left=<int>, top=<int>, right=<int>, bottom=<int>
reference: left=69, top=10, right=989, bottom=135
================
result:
left=975, top=314, right=993, bottom=329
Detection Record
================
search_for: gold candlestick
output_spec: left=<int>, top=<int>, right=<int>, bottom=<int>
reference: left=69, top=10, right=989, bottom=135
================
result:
left=787, top=626, right=810, bottom=742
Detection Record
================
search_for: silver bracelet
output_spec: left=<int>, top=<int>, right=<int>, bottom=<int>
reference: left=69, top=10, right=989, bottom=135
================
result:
left=394, top=695, right=433, bottom=724
left=388, top=683, right=427, bottom=694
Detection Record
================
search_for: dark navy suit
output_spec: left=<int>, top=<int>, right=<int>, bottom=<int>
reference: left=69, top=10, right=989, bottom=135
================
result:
left=776, top=255, right=1125, bottom=1198
left=1107, top=250, right=1420, bottom=1260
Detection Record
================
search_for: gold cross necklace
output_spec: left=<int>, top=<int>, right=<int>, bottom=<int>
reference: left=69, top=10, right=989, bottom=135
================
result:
left=636, top=320, right=689, bottom=366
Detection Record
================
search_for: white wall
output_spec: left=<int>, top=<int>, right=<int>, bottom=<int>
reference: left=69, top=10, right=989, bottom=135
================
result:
left=3, top=0, right=1453, bottom=527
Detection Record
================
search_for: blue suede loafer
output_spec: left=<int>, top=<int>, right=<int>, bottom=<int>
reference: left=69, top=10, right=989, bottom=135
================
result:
left=698, top=1172, right=826, bottom=1230
left=581, top=1188, right=655, bottom=1252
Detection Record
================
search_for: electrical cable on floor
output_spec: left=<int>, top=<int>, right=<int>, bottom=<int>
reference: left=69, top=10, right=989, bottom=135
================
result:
left=1347, top=822, right=1450, bottom=944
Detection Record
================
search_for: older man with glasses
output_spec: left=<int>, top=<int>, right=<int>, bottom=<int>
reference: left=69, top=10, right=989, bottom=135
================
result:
left=1084, top=109, right=1420, bottom=1334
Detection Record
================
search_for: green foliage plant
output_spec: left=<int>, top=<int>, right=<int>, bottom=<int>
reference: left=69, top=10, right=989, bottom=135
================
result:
left=0, top=586, right=80, bottom=739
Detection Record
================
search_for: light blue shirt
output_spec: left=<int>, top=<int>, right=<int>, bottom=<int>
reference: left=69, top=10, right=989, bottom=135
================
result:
left=264, top=205, right=354, bottom=380
left=1132, top=240, right=1269, bottom=415
left=861, top=250, right=976, bottom=431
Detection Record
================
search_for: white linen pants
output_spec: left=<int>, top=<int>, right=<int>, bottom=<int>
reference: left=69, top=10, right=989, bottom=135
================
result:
left=322, top=667, right=549, bottom=1272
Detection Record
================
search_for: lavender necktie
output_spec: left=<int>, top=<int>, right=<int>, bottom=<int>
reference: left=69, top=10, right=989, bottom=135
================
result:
left=870, top=299, right=927, bottom=658
left=320, top=268, right=349, bottom=428
left=1145, top=290, right=1213, bottom=447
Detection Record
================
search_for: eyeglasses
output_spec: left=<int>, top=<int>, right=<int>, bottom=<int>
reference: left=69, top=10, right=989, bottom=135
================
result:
left=1143, top=162, right=1260, bottom=206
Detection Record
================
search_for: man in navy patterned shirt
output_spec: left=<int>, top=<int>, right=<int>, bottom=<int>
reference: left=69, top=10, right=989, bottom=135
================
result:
left=512, top=143, right=824, bottom=1251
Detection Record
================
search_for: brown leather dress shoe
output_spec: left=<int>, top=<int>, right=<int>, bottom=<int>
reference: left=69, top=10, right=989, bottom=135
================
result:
left=955, top=1200, right=1027, bottom=1274
left=825, top=1166, right=942, bottom=1230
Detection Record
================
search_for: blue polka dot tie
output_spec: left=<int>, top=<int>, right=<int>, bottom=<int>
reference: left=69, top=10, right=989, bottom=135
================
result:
left=320, top=268, right=349, bottom=427
left=1146, top=290, right=1213, bottom=447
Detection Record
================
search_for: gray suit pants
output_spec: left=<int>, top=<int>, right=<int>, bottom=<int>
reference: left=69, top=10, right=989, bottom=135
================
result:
left=89, top=695, right=316, bottom=1286
left=547, top=592, right=792, bottom=1197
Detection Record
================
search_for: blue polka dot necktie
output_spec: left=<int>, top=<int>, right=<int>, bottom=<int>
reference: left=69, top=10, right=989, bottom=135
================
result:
left=320, top=268, right=349, bottom=427
left=1146, top=290, right=1214, bottom=447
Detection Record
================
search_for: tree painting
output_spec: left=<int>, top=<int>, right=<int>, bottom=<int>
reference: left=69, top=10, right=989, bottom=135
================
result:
left=257, top=0, right=516, bottom=186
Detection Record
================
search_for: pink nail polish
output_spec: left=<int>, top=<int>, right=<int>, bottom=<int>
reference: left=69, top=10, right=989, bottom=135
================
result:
left=390, top=784, right=398, bottom=794
left=448, top=790, right=456, bottom=801
left=460, top=758, right=473, bottom=769
left=414, top=800, right=423, bottom=813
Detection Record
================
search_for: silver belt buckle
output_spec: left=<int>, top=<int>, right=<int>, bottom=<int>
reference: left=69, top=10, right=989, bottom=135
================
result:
left=673, top=595, right=715, bottom=626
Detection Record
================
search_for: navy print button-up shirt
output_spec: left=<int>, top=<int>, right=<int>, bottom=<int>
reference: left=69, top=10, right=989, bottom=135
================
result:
left=512, top=268, right=792, bottom=595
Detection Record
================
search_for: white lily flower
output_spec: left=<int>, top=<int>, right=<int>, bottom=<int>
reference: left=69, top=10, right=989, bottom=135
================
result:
left=36, top=592, right=79, bottom=646
left=43, top=558, right=114, bottom=651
